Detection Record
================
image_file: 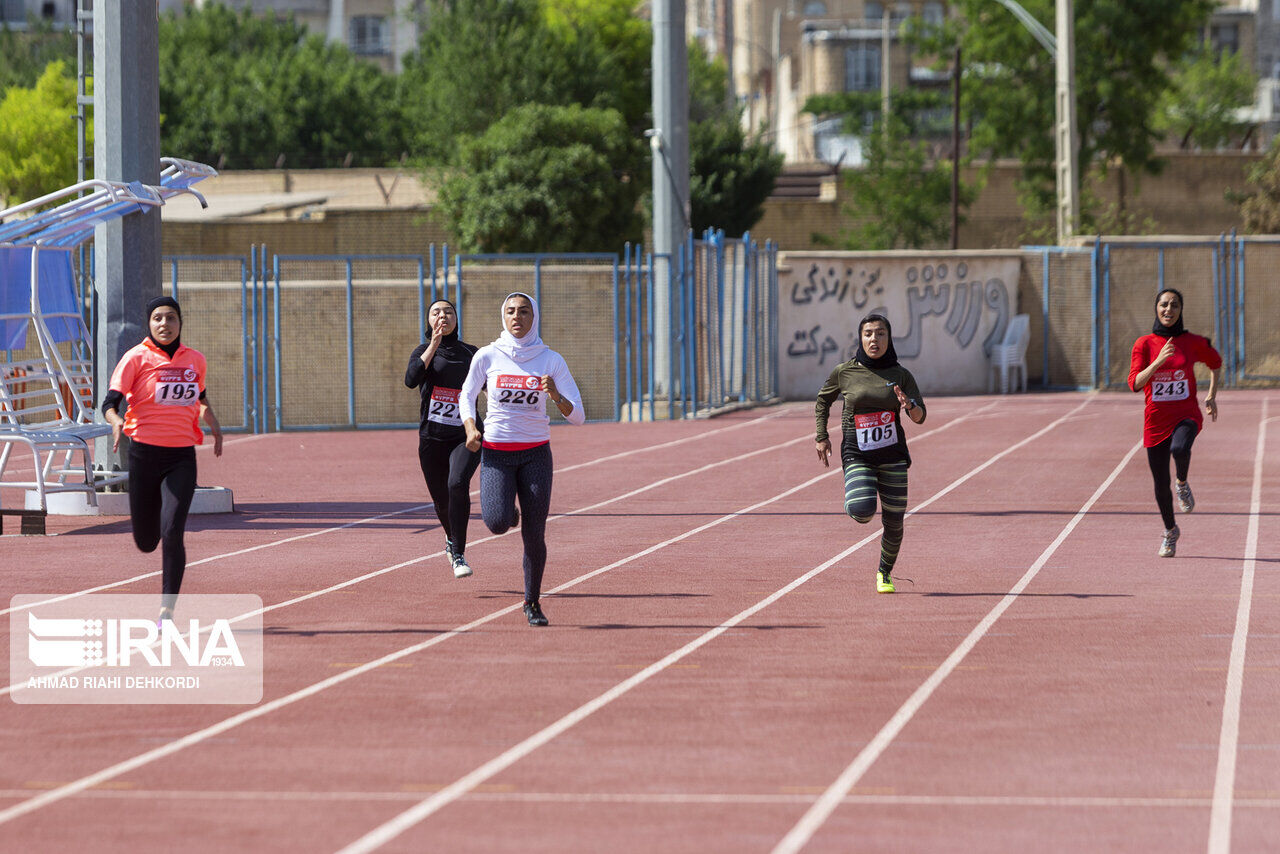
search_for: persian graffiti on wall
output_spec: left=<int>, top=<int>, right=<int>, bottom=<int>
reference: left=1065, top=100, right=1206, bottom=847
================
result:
left=778, top=253, right=1022, bottom=397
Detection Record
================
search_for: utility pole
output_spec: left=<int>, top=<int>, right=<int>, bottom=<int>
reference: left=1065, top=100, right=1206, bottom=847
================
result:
left=651, top=0, right=690, bottom=397
left=93, top=2, right=162, bottom=470
left=1054, top=0, right=1080, bottom=241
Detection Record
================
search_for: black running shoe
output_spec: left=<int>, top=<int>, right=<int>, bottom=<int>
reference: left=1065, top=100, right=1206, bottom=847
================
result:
left=523, top=600, right=548, bottom=627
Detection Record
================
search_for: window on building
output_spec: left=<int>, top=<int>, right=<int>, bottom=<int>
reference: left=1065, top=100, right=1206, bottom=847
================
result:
left=803, top=1, right=827, bottom=14
left=845, top=43, right=881, bottom=91
left=349, top=16, right=389, bottom=56
left=923, top=2, right=945, bottom=25
left=0, top=0, right=23, bottom=23
left=41, top=1, right=56, bottom=18
left=865, top=2, right=884, bottom=24
left=1210, top=23, right=1239, bottom=57
left=892, top=2, right=912, bottom=24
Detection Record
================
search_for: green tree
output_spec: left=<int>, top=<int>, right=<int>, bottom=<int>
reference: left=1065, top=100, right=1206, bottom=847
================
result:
left=401, top=0, right=640, bottom=164
left=159, top=2, right=404, bottom=168
left=0, top=61, right=87, bottom=206
left=0, top=19, right=76, bottom=92
left=684, top=41, right=782, bottom=236
left=916, top=0, right=1215, bottom=229
left=1235, top=136, right=1280, bottom=233
left=1156, top=47, right=1257, bottom=150
left=834, top=115, right=972, bottom=250
left=436, top=104, right=644, bottom=252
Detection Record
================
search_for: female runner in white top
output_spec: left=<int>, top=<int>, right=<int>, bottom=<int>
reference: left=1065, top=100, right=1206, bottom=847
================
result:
left=460, top=292, right=585, bottom=626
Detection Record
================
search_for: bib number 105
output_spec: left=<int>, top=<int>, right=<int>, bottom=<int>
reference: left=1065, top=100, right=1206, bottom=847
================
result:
left=853, top=411, right=897, bottom=450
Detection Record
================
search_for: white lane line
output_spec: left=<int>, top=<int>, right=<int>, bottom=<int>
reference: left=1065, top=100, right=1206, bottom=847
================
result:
left=334, top=398, right=1091, bottom=854
left=1209, top=398, right=1271, bottom=854
left=1, top=409, right=800, bottom=618
left=0, top=402, right=995, bottom=825
left=772, top=436, right=1141, bottom=854
left=1, top=430, right=815, bottom=697
left=5, top=788, right=1275, bottom=808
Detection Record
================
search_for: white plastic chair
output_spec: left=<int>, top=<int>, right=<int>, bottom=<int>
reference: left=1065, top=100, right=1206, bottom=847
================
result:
left=988, top=313, right=1030, bottom=394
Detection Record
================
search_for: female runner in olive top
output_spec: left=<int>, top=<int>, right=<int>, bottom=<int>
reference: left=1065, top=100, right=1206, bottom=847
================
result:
left=815, top=314, right=925, bottom=594
left=1128, top=288, right=1221, bottom=557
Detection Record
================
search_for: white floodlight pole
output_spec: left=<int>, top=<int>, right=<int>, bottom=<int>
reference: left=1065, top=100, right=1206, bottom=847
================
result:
left=1054, top=0, right=1080, bottom=241
left=989, top=0, right=1078, bottom=244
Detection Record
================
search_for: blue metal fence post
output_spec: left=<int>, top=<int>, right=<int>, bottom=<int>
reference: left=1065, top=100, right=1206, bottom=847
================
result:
left=272, top=252, right=282, bottom=432
left=1090, top=240, right=1100, bottom=389
left=741, top=231, right=752, bottom=403
left=1041, top=250, right=1050, bottom=389
left=417, top=256, right=425, bottom=340
left=1102, top=243, right=1112, bottom=388
left=611, top=252, right=620, bottom=421
left=239, top=255, right=250, bottom=431
left=454, top=251, right=463, bottom=337
left=259, top=244, right=269, bottom=433
left=688, top=230, right=698, bottom=415
left=248, top=244, right=259, bottom=433
left=1235, top=234, right=1246, bottom=384
left=646, top=249, right=655, bottom=422
left=169, top=257, right=179, bottom=301
left=1212, top=235, right=1223, bottom=378
left=345, top=258, right=355, bottom=427
left=429, top=243, right=438, bottom=306
left=623, top=242, right=633, bottom=417
left=534, top=257, right=542, bottom=308
left=441, top=244, right=450, bottom=304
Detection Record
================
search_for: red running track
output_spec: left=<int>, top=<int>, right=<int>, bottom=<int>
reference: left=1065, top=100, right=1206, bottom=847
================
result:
left=1, top=390, right=1277, bottom=853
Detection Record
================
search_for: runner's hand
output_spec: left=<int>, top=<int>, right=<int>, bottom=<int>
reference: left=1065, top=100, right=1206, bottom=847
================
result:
left=111, top=420, right=123, bottom=453
left=1153, top=338, right=1177, bottom=368
left=816, top=438, right=831, bottom=467
left=540, top=375, right=558, bottom=401
left=891, top=383, right=910, bottom=408
left=1205, top=395, right=1218, bottom=422
left=465, top=423, right=482, bottom=452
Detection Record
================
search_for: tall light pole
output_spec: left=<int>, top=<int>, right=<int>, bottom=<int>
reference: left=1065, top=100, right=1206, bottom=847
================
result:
left=989, top=0, right=1078, bottom=243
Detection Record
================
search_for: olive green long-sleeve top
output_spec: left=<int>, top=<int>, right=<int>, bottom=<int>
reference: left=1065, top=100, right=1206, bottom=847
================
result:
left=815, top=359, right=925, bottom=467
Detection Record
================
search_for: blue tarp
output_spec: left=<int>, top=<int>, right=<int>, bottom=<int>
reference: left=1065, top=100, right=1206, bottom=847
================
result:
left=0, top=247, right=81, bottom=350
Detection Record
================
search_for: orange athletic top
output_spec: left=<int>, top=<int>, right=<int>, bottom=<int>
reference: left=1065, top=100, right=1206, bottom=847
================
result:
left=109, top=338, right=207, bottom=447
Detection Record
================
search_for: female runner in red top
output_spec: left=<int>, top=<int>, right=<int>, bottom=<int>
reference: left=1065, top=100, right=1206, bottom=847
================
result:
left=1128, top=288, right=1221, bottom=557
left=102, top=297, right=223, bottom=622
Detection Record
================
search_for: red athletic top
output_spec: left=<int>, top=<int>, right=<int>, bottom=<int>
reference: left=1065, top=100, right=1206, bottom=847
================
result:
left=109, top=338, right=208, bottom=447
left=1128, top=333, right=1221, bottom=447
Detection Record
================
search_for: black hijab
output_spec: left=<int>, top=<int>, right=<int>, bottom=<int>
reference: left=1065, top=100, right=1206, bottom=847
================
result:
left=425, top=299, right=462, bottom=347
left=145, top=296, right=182, bottom=357
left=853, top=314, right=900, bottom=369
left=1151, top=288, right=1186, bottom=338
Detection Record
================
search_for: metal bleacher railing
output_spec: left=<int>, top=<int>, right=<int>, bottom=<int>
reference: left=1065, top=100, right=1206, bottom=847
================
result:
left=0, top=159, right=217, bottom=530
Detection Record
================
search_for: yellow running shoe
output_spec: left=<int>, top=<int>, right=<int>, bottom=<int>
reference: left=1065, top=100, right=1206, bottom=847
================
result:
left=876, top=571, right=895, bottom=594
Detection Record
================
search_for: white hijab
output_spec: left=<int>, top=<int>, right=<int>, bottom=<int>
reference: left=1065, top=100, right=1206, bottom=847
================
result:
left=493, top=291, right=548, bottom=363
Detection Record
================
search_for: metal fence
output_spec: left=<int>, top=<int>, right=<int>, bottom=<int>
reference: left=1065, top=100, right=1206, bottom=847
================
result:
left=1031, top=234, right=1280, bottom=390
left=155, top=235, right=782, bottom=431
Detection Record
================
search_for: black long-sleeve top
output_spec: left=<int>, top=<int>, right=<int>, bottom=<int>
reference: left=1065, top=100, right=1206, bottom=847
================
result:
left=404, top=333, right=479, bottom=442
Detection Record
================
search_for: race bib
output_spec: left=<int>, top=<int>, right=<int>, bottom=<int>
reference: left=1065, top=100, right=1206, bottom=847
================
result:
left=427, top=387, right=462, bottom=426
left=854, top=411, right=897, bottom=451
left=493, top=374, right=543, bottom=409
left=1151, top=370, right=1190, bottom=403
left=154, top=367, right=199, bottom=406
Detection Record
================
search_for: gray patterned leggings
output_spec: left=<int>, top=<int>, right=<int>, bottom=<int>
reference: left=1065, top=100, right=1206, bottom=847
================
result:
left=481, top=443, right=554, bottom=603
left=842, top=459, right=909, bottom=574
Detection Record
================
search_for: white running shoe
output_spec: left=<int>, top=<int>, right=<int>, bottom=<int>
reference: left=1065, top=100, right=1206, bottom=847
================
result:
left=1176, top=480, right=1195, bottom=513
left=451, top=552, right=473, bottom=578
left=1158, top=525, right=1180, bottom=558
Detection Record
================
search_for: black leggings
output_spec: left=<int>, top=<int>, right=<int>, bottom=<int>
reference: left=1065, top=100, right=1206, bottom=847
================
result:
left=1146, top=419, right=1198, bottom=530
left=128, top=441, right=197, bottom=610
left=480, top=444, right=553, bottom=603
left=417, top=437, right=480, bottom=552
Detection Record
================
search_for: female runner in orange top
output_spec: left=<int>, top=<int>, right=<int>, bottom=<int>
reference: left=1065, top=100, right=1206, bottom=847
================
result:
left=102, top=297, right=222, bottom=622
left=1128, top=288, right=1220, bottom=558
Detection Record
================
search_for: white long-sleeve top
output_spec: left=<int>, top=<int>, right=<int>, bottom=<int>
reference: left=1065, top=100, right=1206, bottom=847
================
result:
left=459, top=344, right=585, bottom=447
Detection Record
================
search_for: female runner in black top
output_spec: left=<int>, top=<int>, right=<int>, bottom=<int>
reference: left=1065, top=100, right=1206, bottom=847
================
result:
left=405, top=299, right=481, bottom=577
